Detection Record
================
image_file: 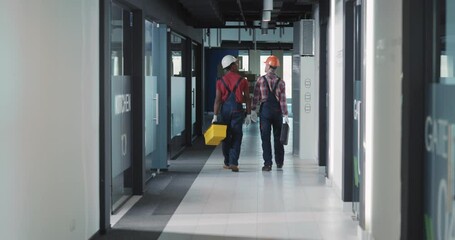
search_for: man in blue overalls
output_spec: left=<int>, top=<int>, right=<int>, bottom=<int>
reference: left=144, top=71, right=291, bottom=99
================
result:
left=212, top=55, right=251, bottom=172
left=251, top=55, right=289, bottom=171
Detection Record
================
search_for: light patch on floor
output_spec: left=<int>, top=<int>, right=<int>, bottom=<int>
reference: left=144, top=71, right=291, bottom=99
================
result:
left=111, top=195, right=142, bottom=226
left=159, top=122, right=360, bottom=240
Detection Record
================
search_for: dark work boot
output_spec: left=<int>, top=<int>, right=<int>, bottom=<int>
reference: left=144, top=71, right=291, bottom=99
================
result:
left=262, top=165, right=272, bottom=171
left=229, top=165, right=239, bottom=172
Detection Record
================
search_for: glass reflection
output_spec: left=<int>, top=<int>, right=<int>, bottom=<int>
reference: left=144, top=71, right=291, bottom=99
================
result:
left=110, top=4, right=132, bottom=214
left=170, top=33, right=186, bottom=158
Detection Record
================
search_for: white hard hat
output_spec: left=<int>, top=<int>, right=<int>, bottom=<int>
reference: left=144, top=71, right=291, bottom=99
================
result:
left=221, top=55, right=237, bottom=69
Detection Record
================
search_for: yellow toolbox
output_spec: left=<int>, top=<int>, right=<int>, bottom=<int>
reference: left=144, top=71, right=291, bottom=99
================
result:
left=204, top=123, right=227, bottom=145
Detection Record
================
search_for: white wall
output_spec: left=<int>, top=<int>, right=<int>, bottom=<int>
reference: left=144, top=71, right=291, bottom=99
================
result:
left=364, top=0, right=402, bottom=238
left=299, top=57, right=318, bottom=160
left=0, top=1, right=100, bottom=239
left=328, top=0, right=345, bottom=195
left=249, top=50, right=261, bottom=76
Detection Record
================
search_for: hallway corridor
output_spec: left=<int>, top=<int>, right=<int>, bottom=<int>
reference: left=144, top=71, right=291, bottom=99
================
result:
left=96, top=121, right=360, bottom=239
left=155, top=123, right=359, bottom=240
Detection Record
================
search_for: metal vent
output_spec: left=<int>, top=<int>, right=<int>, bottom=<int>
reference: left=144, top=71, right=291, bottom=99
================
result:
left=301, top=20, right=314, bottom=55
left=294, top=19, right=314, bottom=56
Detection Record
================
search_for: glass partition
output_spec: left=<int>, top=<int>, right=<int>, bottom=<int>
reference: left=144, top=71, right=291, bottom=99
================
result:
left=424, top=0, right=455, bottom=238
left=191, top=43, right=198, bottom=137
left=171, top=77, right=186, bottom=137
left=110, top=3, right=132, bottom=213
left=169, top=32, right=187, bottom=158
left=171, top=50, right=186, bottom=138
left=144, top=20, right=159, bottom=180
left=352, top=0, right=363, bottom=224
left=440, top=0, right=455, bottom=85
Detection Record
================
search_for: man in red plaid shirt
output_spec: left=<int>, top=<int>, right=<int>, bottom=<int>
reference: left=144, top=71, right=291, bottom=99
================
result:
left=251, top=55, right=289, bottom=171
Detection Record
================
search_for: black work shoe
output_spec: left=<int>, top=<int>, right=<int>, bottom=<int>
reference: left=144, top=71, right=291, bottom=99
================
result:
left=277, top=164, right=283, bottom=169
left=262, top=165, right=272, bottom=171
left=229, top=165, right=239, bottom=172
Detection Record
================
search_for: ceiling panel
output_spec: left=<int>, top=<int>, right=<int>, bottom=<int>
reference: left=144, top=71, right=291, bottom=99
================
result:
left=176, top=0, right=316, bottom=28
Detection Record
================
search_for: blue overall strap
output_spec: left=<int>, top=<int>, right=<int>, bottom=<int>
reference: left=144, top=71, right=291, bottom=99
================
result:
left=262, top=76, right=281, bottom=96
left=220, top=77, right=232, bottom=94
left=220, top=77, right=243, bottom=98
left=272, top=77, right=281, bottom=93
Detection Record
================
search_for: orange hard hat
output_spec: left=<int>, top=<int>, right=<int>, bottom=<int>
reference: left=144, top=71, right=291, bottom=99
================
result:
left=264, top=55, right=280, bottom=67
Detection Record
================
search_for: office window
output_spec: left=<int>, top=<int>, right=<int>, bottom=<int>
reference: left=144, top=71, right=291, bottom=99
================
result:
left=238, top=50, right=249, bottom=71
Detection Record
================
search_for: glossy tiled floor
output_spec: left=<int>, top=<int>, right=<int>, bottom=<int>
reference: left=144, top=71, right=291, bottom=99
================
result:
left=159, top=122, right=359, bottom=240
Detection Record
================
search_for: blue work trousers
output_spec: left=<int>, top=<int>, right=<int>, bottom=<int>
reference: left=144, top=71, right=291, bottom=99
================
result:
left=259, top=101, right=284, bottom=167
left=220, top=103, right=244, bottom=167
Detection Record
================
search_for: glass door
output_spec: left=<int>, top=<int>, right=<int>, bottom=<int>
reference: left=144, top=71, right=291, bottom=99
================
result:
left=144, top=20, right=159, bottom=180
left=110, top=3, right=133, bottom=213
left=424, top=0, right=455, bottom=238
left=352, top=0, right=363, bottom=224
left=191, top=45, right=196, bottom=138
left=169, top=32, right=187, bottom=159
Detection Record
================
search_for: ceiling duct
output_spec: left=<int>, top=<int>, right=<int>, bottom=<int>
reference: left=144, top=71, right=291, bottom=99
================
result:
left=263, top=0, right=273, bottom=11
left=178, top=0, right=224, bottom=27
left=176, top=0, right=316, bottom=29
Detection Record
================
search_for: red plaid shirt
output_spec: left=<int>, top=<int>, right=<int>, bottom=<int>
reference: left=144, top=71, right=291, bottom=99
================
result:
left=252, top=72, right=288, bottom=115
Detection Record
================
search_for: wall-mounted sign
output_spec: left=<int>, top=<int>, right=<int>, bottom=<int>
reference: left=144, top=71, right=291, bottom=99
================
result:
left=115, top=94, right=131, bottom=115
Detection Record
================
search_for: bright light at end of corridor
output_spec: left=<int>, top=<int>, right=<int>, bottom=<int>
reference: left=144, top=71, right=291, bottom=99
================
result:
left=328, top=0, right=336, bottom=180
left=364, top=0, right=375, bottom=233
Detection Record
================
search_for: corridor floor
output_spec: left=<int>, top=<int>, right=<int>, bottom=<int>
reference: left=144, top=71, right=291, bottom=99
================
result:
left=157, top=123, right=359, bottom=240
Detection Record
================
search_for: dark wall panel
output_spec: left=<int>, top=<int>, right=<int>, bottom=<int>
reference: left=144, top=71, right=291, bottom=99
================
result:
left=401, top=0, right=427, bottom=238
left=117, top=0, right=203, bottom=43
left=342, top=0, right=354, bottom=202
left=318, top=0, right=329, bottom=170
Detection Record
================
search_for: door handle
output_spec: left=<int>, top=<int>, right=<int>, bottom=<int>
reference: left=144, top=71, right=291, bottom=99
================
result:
left=153, top=93, right=159, bottom=125
left=192, top=89, right=195, bottom=107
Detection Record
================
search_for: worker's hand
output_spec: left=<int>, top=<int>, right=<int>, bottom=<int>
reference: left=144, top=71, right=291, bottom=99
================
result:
left=283, top=115, right=289, bottom=124
left=250, top=111, right=258, bottom=123
left=212, top=115, right=218, bottom=123
left=244, top=114, right=251, bottom=126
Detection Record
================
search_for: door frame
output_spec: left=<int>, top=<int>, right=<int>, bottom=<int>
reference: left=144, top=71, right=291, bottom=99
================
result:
left=99, top=0, right=111, bottom=232
left=401, top=0, right=432, bottom=237
left=168, top=30, right=189, bottom=159
left=191, top=41, right=204, bottom=139
left=318, top=0, right=330, bottom=174
left=99, top=0, right=144, bottom=232
left=342, top=0, right=355, bottom=202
